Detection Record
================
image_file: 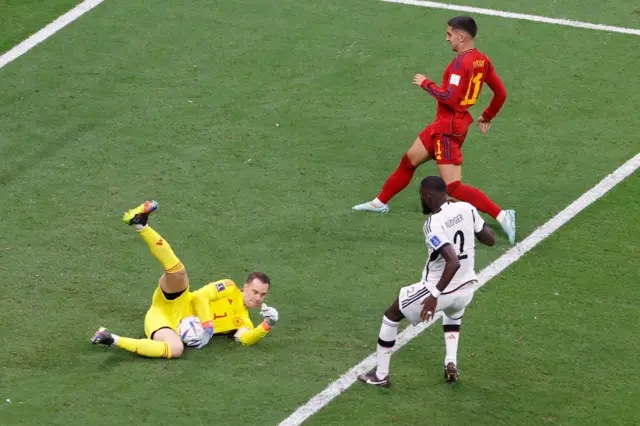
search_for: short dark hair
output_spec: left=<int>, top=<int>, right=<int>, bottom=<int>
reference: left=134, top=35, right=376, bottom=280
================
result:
left=420, top=176, right=447, bottom=193
left=246, top=271, right=271, bottom=286
left=447, top=16, right=477, bottom=38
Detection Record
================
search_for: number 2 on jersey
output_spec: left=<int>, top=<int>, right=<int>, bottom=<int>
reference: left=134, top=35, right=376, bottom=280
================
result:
left=453, top=230, right=468, bottom=260
left=460, top=73, right=483, bottom=106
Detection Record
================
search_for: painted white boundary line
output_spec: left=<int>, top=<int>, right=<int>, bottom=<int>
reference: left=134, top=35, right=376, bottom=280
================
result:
left=382, top=0, right=640, bottom=36
left=0, top=0, right=105, bottom=69
left=2, top=0, right=638, bottom=423
left=279, top=152, right=640, bottom=425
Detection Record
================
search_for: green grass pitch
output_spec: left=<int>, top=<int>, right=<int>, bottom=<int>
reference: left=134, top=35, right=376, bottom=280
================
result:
left=0, top=1, right=638, bottom=425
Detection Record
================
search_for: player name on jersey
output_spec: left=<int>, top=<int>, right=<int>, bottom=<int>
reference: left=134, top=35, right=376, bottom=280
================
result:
left=444, top=213, right=464, bottom=228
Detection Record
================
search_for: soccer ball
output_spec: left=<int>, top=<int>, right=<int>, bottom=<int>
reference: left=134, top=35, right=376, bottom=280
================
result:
left=178, top=316, right=205, bottom=347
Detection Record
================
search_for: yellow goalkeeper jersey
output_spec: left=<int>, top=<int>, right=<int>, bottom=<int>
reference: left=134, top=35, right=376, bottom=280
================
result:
left=185, top=279, right=271, bottom=346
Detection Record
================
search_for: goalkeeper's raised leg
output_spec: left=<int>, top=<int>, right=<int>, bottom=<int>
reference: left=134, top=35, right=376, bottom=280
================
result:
left=91, top=200, right=195, bottom=359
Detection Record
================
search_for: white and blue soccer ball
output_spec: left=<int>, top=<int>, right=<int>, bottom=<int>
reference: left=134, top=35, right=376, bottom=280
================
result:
left=178, top=316, right=205, bottom=347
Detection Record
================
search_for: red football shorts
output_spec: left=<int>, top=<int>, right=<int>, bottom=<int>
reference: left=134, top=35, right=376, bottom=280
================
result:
left=418, top=124, right=466, bottom=165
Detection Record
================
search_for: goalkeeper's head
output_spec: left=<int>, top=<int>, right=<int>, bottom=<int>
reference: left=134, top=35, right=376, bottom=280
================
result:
left=243, top=271, right=271, bottom=308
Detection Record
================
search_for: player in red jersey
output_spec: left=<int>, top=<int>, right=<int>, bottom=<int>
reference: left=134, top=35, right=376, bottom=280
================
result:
left=353, top=16, right=516, bottom=244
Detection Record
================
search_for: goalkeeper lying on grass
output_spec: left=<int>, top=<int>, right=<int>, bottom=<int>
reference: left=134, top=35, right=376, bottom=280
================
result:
left=91, top=200, right=279, bottom=359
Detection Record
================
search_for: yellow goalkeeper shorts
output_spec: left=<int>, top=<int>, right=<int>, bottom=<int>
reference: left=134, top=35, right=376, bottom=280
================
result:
left=143, top=282, right=192, bottom=338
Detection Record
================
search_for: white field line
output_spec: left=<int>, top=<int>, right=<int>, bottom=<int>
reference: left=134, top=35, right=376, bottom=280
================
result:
left=279, top=152, right=640, bottom=425
left=382, top=0, right=640, bottom=36
left=2, top=0, right=638, bottom=423
left=0, top=0, right=105, bottom=69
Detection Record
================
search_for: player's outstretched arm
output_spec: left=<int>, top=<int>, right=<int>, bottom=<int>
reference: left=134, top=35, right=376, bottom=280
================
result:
left=234, top=304, right=279, bottom=346
left=235, top=325, right=270, bottom=346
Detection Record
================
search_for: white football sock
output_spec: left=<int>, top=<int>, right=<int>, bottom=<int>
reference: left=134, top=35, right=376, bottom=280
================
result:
left=443, top=315, right=462, bottom=366
left=444, top=332, right=459, bottom=366
left=375, top=315, right=399, bottom=379
left=496, top=210, right=506, bottom=224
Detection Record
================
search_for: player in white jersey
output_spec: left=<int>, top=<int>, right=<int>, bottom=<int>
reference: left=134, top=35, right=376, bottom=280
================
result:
left=358, top=176, right=495, bottom=387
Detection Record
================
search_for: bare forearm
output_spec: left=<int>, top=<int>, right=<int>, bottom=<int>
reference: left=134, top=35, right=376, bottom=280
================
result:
left=435, top=262, right=460, bottom=293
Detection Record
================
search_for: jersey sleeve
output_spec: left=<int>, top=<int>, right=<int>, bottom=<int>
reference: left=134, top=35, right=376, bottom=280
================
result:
left=481, top=61, right=507, bottom=120
left=424, top=218, right=451, bottom=251
left=470, top=206, right=486, bottom=233
left=192, top=279, right=238, bottom=302
left=420, top=62, right=471, bottom=108
left=235, top=318, right=272, bottom=346
left=191, top=279, right=238, bottom=323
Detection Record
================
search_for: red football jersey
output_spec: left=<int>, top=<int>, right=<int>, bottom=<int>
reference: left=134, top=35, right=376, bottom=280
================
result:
left=420, top=48, right=507, bottom=134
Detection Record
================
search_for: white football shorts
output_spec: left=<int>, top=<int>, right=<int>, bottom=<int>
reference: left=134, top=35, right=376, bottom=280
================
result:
left=398, top=280, right=477, bottom=326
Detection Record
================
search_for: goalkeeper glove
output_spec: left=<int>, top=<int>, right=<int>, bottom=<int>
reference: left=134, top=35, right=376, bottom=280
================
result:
left=260, top=303, right=279, bottom=326
left=192, top=321, right=214, bottom=349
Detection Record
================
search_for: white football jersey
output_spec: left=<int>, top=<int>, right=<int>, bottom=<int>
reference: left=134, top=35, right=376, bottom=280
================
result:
left=421, top=201, right=485, bottom=292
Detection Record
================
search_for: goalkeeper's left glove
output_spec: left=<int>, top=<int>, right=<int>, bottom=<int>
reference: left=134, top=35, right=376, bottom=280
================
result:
left=193, top=321, right=214, bottom=349
left=260, top=303, right=279, bottom=326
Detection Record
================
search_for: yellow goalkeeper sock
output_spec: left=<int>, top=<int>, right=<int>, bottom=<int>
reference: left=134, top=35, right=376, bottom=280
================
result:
left=115, top=336, right=172, bottom=358
left=138, top=226, right=184, bottom=273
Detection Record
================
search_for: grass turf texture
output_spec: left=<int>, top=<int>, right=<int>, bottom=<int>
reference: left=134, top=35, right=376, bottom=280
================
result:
left=0, top=0, right=638, bottom=425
